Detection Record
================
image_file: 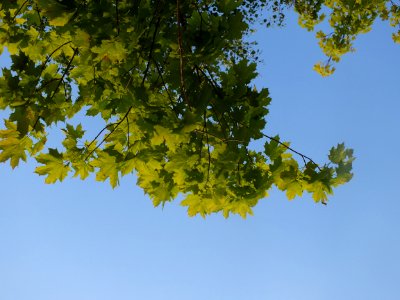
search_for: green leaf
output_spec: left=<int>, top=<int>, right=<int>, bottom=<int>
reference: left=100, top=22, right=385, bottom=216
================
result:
left=286, top=181, right=303, bottom=200
left=35, top=149, right=70, bottom=183
left=91, top=152, right=120, bottom=188
left=0, top=121, right=32, bottom=168
left=0, top=0, right=365, bottom=217
left=72, top=160, right=94, bottom=180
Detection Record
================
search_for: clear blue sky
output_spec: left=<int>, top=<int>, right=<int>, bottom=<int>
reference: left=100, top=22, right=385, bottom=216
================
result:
left=1, top=12, right=399, bottom=300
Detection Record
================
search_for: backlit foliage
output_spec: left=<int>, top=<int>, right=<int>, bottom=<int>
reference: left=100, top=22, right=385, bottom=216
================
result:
left=1, top=0, right=394, bottom=217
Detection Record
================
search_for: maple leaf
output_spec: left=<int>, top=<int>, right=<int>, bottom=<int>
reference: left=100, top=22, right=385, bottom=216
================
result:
left=0, top=0, right=377, bottom=217
left=0, top=121, right=32, bottom=168
left=35, top=149, right=70, bottom=183
left=91, top=152, right=120, bottom=188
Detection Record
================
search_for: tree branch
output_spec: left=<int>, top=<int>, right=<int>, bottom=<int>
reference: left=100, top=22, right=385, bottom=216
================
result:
left=204, top=111, right=211, bottom=182
left=126, top=114, right=130, bottom=150
left=35, top=77, right=62, bottom=91
left=48, top=48, right=78, bottom=103
left=262, top=133, right=322, bottom=171
left=142, top=16, right=161, bottom=85
left=193, top=129, right=243, bottom=143
left=152, top=58, right=179, bottom=118
left=176, top=0, right=191, bottom=108
left=115, top=0, right=120, bottom=36
left=40, top=41, right=72, bottom=75
left=85, top=123, right=116, bottom=151
left=12, top=0, right=29, bottom=22
left=85, top=107, right=132, bottom=160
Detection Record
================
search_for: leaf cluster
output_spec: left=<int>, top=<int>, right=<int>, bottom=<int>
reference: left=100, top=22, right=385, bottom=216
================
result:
left=0, top=0, right=364, bottom=217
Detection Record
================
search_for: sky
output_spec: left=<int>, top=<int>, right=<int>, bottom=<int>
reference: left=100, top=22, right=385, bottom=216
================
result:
left=1, top=11, right=399, bottom=300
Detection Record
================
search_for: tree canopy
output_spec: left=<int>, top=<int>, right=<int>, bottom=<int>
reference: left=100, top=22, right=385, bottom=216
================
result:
left=0, top=0, right=397, bottom=217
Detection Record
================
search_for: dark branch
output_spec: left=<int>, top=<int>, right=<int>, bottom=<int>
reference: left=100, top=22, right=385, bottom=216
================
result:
left=48, top=48, right=78, bottom=103
left=40, top=41, right=72, bottom=74
left=142, top=0, right=162, bottom=85
left=34, top=4, right=44, bottom=30
left=126, top=115, right=130, bottom=150
left=176, top=0, right=191, bottom=108
left=85, top=123, right=116, bottom=151
left=152, top=58, right=179, bottom=118
left=12, top=0, right=29, bottom=21
left=115, top=0, right=120, bottom=36
left=193, top=129, right=243, bottom=143
left=85, top=107, right=133, bottom=160
left=32, top=116, right=42, bottom=131
left=36, top=77, right=62, bottom=91
left=204, top=111, right=211, bottom=182
left=262, top=133, right=322, bottom=171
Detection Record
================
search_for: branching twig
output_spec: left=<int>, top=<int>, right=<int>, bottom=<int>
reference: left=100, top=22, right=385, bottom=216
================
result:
left=85, top=3, right=163, bottom=160
left=126, top=115, right=130, bottom=150
left=35, top=77, right=62, bottom=91
left=152, top=58, right=179, bottom=118
left=192, top=1, right=207, bottom=30
left=32, top=116, right=42, bottom=131
left=194, top=64, right=232, bottom=128
left=195, top=66, right=321, bottom=171
left=40, top=41, right=72, bottom=74
left=31, top=47, right=77, bottom=131
left=85, top=107, right=133, bottom=160
left=193, top=129, right=243, bottom=143
left=48, top=48, right=78, bottom=103
left=176, top=0, right=190, bottom=108
left=142, top=15, right=161, bottom=85
left=204, top=111, right=211, bottom=182
left=12, top=0, right=29, bottom=21
left=194, top=65, right=222, bottom=97
left=198, top=118, right=206, bottom=161
left=237, top=159, right=242, bottom=185
left=262, top=133, right=322, bottom=171
left=34, top=4, right=44, bottom=29
left=63, top=79, right=68, bottom=98
left=193, top=65, right=229, bottom=139
left=115, top=0, right=120, bottom=36
left=85, top=123, right=116, bottom=151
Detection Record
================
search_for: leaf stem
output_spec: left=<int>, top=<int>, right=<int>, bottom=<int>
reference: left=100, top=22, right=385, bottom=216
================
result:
left=176, top=0, right=190, bottom=108
left=85, top=107, right=132, bottom=160
left=262, top=133, right=322, bottom=171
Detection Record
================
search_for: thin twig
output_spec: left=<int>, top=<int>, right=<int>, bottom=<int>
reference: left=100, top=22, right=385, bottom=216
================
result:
left=115, top=0, right=120, bottom=36
left=32, top=116, right=42, bottom=131
left=262, top=133, right=322, bottom=171
left=204, top=111, right=211, bottom=182
left=40, top=41, right=72, bottom=74
left=12, top=0, right=29, bottom=21
left=126, top=115, right=130, bottom=150
left=152, top=58, right=179, bottom=118
left=237, top=159, right=241, bottom=185
left=198, top=119, right=206, bottom=161
left=85, top=123, right=116, bottom=151
left=85, top=4, right=162, bottom=160
left=34, top=4, right=44, bottom=29
left=176, top=0, right=190, bottom=107
left=63, top=80, right=68, bottom=98
left=85, top=107, right=133, bottom=160
left=192, top=1, right=207, bottom=30
left=193, top=129, right=243, bottom=143
left=193, top=65, right=229, bottom=139
left=35, top=77, right=62, bottom=91
left=142, top=15, right=161, bottom=85
left=196, top=65, right=321, bottom=170
left=48, top=48, right=78, bottom=103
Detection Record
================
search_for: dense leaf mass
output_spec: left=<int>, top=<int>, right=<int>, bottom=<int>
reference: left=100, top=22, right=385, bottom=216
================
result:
left=1, top=0, right=395, bottom=217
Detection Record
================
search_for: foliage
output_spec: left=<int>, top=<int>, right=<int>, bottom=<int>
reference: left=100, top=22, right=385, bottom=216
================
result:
left=1, top=0, right=395, bottom=217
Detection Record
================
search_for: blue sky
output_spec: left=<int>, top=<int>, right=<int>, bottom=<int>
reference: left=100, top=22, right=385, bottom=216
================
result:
left=1, top=12, right=399, bottom=300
